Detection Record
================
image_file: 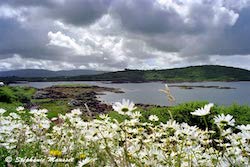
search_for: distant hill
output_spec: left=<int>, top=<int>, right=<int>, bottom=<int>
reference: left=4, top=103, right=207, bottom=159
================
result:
left=68, top=65, right=250, bottom=82
left=1, top=65, right=250, bottom=83
left=0, top=69, right=108, bottom=78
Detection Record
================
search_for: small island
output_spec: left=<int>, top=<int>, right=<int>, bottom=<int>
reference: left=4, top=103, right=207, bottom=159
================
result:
left=169, top=85, right=236, bottom=90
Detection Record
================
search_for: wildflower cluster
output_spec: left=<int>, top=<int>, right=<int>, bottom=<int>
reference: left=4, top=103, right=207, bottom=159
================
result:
left=0, top=101, right=249, bottom=167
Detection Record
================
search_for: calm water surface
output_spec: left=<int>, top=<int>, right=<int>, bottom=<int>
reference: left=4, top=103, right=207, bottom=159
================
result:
left=11, top=81, right=250, bottom=106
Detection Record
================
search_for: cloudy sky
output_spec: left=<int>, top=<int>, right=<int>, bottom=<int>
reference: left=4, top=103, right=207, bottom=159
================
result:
left=0, top=0, right=250, bottom=71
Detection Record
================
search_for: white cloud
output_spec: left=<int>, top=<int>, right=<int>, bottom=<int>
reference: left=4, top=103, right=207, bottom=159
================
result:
left=0, top=5, right=27, bottom=22
left=48, top=31, right=81, bottom=52
left=0, top=54, right=76, bottom=71
left=210, top=55, right=250, bottom=70
left=224, top=0, right=250, bottom=10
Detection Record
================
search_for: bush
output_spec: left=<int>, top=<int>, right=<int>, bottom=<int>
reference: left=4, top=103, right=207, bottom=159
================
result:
left=215, top=104, right=250, bottom=125
left=0, top=86, right=17, bottom=103
left=0, top=86, right=35, bottom=103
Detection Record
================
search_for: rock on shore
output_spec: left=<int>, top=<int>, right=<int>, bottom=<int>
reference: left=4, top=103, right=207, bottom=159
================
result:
left=32, top=85, right=123, bottom=116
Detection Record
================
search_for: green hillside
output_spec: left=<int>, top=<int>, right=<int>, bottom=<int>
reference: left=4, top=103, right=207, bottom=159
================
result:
left=144, top=65, right=250, bottom=82
left=1, top=65, right=250, bottom=82
left=70, top=65, right=250, bottom=82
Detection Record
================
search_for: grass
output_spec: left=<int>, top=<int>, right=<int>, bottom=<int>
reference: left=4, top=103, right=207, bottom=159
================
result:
left=0, top=86, right=36, bottom=103
left=215, top=103, right=250, bottom=125
left=0, top=86, right=70, bottom=119
left=31, top=99, right=69, bottom=118
left=0, top=102, right=22, bottom=113
left=108, top=101, right=250, bottom=127
left=0, top=86, right=36, bottom=114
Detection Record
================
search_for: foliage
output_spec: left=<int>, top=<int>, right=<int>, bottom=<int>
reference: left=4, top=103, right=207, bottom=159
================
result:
left=31, top=99, right=69, bottom=119
left=0, top=86, right=35, bottom=103
left=215, top=103, right=250, bottom=125
left=68, top=65, right=250, bottom=82
left=0, top=102, right=21, bottom=113
left=0, top=86, right=16, bottom=103
left=109, top=101, right=250, bottom=128
left=143, top=65, right=250, bottom=82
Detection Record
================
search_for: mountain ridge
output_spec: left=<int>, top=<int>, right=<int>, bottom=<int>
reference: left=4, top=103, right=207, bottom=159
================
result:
left=1, top=65, right=250, bottom=82
left=0, top=69, right=108, bottom=77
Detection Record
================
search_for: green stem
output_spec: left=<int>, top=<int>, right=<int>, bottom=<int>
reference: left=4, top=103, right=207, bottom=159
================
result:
left=97, top=129, right=118, bottom=167
left=203, top=116, right=208, bottom=130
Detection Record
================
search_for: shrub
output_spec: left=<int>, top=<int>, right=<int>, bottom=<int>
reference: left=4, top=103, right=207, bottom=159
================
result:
left=0, top=86, right=17, bottom=103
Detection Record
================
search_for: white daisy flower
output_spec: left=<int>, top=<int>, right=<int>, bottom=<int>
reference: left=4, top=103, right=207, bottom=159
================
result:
left=149, top=115, right=159, bottom=122
left=239, top=131, right=250, bottom=139
left=191, top=103, right=214, bottom=116
left=214, top=114, right=235, bottom=127
left=51, top=117, right=58, bottom=121
left=99, top=114, right=108, bottom=119
left=30, top=109, right=48, bottom=115
left=130, top=111, right=142, bottom=118
left=9, top=112, right=20, bottom=119
left=112, top=99, right=136, bottom=115
left=71, top=108, right=82, bottom=115
left=0, top=108, right=6, bottom=115
left=221, top=128, right=232, bottom=136
left=237, top=124, right=250, bottom=131
left=77, top=158, right=96, bottom=167
left=16, top=106, right=24, bottom=111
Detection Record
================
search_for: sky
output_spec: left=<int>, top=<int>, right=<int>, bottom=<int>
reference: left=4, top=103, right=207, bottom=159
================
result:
left=0, top=0, right=250, bottom=71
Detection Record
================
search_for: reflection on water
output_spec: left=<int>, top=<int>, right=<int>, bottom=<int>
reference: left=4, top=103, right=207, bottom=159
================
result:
left=11, top=81, right=250, bottom=106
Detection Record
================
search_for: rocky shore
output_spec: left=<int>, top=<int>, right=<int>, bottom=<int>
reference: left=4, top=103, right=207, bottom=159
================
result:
left=32, top=85, right=124, bottom=116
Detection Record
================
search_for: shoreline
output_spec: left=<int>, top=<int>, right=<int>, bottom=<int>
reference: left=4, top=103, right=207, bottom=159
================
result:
left=30, top=85, right=166, bottom=116
left=31, top=85, right=125, bottom=116
left=5, top=79, right=250, bottom=85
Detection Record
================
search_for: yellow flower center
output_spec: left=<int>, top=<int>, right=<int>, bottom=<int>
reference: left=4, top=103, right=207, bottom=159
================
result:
left=138, top=127, right=144, bottom=132
left=79, top=153, right=86, bottom=159
left=49, top=150, right=62, bottom=157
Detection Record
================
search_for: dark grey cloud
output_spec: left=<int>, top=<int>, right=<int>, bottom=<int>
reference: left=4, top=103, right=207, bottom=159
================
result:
left=204, top=7, right=250, bottom=55
left=46, top=0, right=112, bottom=26
left=0, top=0, right=112, bottom=26
left=0, top=0, right=53, bottom=7
left=110, top=0, right=238, bottom=35
left=110, top=0, right=183, bottom=34
left=0, top=17, right=67, bottom=61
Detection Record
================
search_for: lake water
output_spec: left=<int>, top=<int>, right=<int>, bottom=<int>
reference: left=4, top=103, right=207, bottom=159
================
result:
left=11, top=81, right=250, bottom=106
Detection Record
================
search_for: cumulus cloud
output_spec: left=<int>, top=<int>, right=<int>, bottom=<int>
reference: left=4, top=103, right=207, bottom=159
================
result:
left=0, top=54, right=76, bottom=71
left=0, top=0, right=250, bottom=71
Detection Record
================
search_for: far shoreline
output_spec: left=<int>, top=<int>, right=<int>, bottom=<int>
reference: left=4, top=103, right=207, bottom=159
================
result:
left=8, top=80, right=246, bottom=90
left=6, top=79, right=250, bottom=85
